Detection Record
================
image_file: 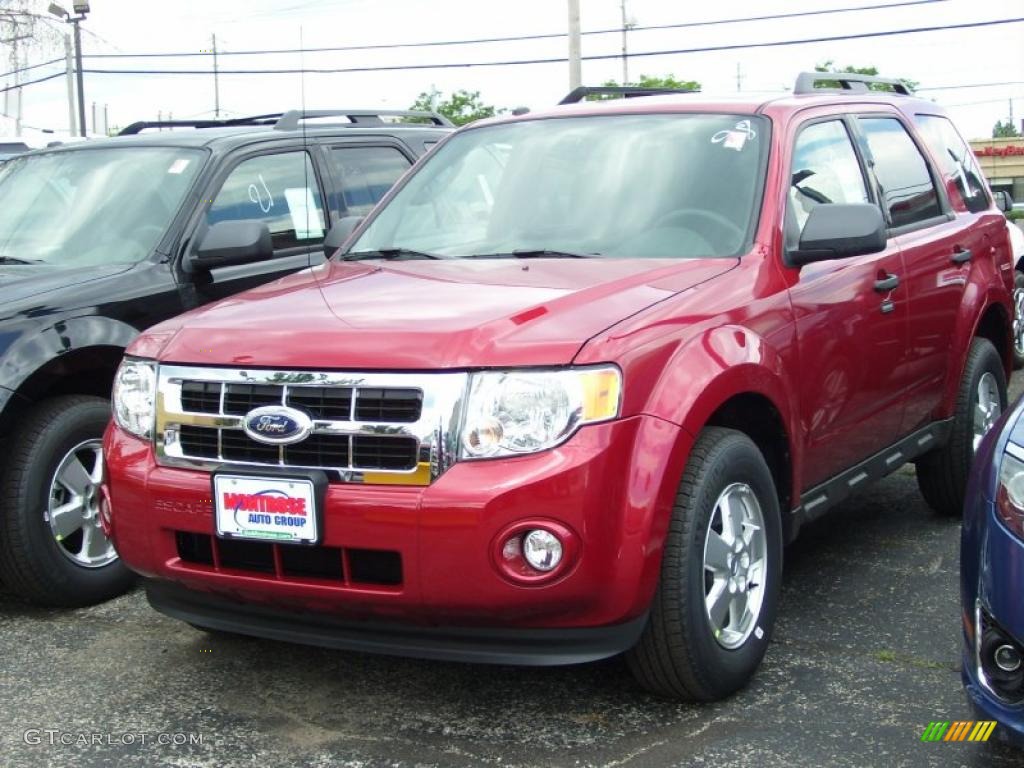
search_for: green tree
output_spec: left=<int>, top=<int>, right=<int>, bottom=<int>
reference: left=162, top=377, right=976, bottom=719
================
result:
left=589, top=74, right=700, bottom=99
left=813, top=61, right=918, bottom=93
left=993, top=119, right=1022, bottom=138
left=410, top=88, right=504, bottom=127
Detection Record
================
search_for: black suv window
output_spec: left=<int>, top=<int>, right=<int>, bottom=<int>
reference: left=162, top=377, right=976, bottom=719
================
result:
left=208, top=152, right=326, bottom=250
left=858, top=117, right=942, bottom=228
left=788, top=120, right=870, bottom=246
left=329, top=146, right=411, bottom=217
left=914, top=114, right=990, bottom=214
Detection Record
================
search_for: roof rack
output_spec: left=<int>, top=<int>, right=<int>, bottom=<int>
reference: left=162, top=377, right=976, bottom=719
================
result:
left=118, top=113, right=285, bottom=135
left=559, top=85, right=698, bottom=105
left=273, top=109, right=453, bottom=131
left=794, top=71, right=914, bottom=96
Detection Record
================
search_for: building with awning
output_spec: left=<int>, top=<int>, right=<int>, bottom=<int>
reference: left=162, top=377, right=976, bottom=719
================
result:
left=972, top=137, right=1024, bottom=203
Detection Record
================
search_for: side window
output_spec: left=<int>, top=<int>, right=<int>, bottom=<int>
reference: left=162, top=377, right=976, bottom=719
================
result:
left=858, top=117, right=943, bottom=228
left=914, top=114, right=990, bottom=214
left=329, top=146, right=411, bottom=217
left=788, top=120, right=870, bottom=245
left=207, top=152, right=325, bottom=250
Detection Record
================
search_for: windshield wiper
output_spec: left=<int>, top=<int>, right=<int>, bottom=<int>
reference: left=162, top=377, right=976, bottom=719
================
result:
left=342, top=248, right=445, bottom=261
left=465, top=249, right=598, bottom=259
left=0, top=255, right=44, bottom=265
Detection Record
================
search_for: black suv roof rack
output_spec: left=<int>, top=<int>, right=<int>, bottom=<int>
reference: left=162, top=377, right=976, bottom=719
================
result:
left=273, top=109, right=453, bottom=130
left=119, top=109, right=453, bottom=136
left=794, top=71, right=914, bottom=96
left=119, top=113, right=285, bottom=135
left=559, top=85, right=698, bottom=105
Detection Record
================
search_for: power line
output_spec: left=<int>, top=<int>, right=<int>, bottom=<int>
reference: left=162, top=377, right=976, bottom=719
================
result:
left=0, top=56, right=63, bottom=80
left=0, top=70, right=65, bottom=94
left=15, top=0, right=950, bottom=66
left=917, top=80, right=1024, bottom=92
left=52, top=17, right=1024, bottom=79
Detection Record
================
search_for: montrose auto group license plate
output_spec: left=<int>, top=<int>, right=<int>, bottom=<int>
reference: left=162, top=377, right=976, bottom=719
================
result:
left=213, top=474, right=319, bottom=544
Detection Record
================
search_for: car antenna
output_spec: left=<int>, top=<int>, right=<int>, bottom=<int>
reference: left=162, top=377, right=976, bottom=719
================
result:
left=299, top=26, right=314, bottom=272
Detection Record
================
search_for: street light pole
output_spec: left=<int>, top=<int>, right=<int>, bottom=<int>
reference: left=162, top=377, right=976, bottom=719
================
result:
left=49, top=3, right=89, bottom=138
left=72, top=15, right=86, bottom=137
left=567, top=0, right=581, bottom=91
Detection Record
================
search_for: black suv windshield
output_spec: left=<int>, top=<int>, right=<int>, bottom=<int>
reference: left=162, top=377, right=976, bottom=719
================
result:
left=351, top=114, right=768, bottom=260
left=0, top=147, right=204, bottom=266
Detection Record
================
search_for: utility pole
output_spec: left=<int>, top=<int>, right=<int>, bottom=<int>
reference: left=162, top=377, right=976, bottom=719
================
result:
left=618, top=0, right=634, bottom=84
left=64, top=33, right=76, bottom=135
left=91, top=100, right=96, bottom=134
left=568, top=0, right=581, bottom=90
left=212, top=33, right=221, bottom=119
left=736, top=62, right=743, bottom=92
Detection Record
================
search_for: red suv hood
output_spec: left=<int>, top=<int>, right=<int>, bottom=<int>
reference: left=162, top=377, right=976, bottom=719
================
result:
left=153, top=258, right=736, bottom=369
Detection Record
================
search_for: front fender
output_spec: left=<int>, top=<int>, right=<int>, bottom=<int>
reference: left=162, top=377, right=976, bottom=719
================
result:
left=0, top=315, right=140, bottom=405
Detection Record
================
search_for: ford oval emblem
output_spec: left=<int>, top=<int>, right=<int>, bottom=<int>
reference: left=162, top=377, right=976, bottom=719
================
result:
left=242, top=406, right=313, bottom=445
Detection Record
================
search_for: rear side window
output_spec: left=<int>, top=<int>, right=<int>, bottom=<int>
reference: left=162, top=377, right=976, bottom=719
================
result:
left=329, top=146, right=411, bottom=217
left=857, top=117, right=942, bottom=228
left=208, top=152, right=325, bottom=250
left=788, top=120, right=869, bottom=245
left=914, top=114, right=990, bottom=214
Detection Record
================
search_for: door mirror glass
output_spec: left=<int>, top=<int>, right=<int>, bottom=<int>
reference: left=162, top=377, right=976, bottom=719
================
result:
left=190, top=220, right=273, bottom=271
left=323, top=216, right=364, bottom=257
left=994, top=190, right=1014, bottom=213
left=788, top=203, right=887, bottom=266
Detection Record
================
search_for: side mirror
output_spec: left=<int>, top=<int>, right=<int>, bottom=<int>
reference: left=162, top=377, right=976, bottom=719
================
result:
left=994, top=190, right=1014, bottom=214
left=323, top=216, right=364, bottom=258
left=189, top=220, right=273, bottom=271
left=787, top=203, right=887, bottom=267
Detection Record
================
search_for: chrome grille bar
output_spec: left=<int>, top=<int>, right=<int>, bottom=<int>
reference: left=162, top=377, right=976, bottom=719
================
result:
left=155, top=365, right=468, bottom=486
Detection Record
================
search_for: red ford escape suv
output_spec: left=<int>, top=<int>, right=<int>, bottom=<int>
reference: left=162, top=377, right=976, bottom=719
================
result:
left=104, top=74, right=1013, bottom=700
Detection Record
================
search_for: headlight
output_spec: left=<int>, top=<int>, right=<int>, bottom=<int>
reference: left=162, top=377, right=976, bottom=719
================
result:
left=112, top=358, right=157, bottom=440
left=997, top=450, right=1024, bottom=538
left=460, top=366, right=621, bottom=459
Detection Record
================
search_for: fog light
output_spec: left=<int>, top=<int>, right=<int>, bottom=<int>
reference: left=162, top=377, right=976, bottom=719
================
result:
left=995, top=644, right=1022, bottom=673
left=523, top=529, right=562, bottom=572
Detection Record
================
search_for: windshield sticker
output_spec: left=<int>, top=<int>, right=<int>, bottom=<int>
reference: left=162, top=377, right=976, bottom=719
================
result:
left=284, top=187, right=324, bottom=240
left=248, top=174, right=274, bottom=214
left=167, top=158, right=191, bottom=174
left=712, top=120, right=757, bottom=152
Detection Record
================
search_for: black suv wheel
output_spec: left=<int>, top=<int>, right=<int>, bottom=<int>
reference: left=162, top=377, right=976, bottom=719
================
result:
left=0, top=396, right=134, bottom=606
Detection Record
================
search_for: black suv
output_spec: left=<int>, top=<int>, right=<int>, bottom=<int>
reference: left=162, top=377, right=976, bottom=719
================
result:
left=0, top=108, right=452, bottom=606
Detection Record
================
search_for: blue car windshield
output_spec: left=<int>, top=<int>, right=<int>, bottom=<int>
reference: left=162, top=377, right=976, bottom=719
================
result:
left=0, top=147, right=205, bottom=266
left=350, top=114, right=768, bottom=260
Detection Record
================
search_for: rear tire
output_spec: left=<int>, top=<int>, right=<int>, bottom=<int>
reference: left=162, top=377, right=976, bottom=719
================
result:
left=916, top=338, right=1007, bottom=517
left=627, top=427, right=782, bottom=701
left=0, top=396, right=135, bottom=607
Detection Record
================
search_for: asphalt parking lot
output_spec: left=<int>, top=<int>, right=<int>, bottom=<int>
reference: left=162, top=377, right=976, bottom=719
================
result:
left=2, top=379, right=1024, bottom=768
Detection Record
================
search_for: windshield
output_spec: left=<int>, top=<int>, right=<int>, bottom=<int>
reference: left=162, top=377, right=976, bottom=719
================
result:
left=0, top=147, right=205, bottom=266
left=350, top=114, right=768, bottom=260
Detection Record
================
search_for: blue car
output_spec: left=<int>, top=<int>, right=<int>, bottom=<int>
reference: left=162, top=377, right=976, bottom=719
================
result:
left=963, top=391, right=1024, bottom=744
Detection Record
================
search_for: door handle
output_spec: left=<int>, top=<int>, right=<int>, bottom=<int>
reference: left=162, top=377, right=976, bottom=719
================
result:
left=952, top=248, right=972, bottom=264
left=874, top=274, right=899, bottom=292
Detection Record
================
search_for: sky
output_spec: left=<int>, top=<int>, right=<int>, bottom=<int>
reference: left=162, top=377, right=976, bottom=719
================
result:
left=2, top=0, right=1023, bottom=142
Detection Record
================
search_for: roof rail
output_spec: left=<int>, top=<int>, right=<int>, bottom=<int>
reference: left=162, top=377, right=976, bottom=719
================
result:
left=794, top=71, right=914, bottom=96
left=273, top=109, right=453, bottom=131
left=559, top=85, right=697, bottom=105
left=118, top=113, right=285, bottom=135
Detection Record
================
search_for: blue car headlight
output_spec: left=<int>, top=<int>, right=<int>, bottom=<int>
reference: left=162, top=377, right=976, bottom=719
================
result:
left=997, top=449, right=1024, bottom=539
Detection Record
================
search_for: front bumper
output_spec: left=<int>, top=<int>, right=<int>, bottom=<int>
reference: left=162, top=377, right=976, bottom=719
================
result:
left=104, top=413, right=688, bottom=640
left=147, top=579, right=648, bottom=665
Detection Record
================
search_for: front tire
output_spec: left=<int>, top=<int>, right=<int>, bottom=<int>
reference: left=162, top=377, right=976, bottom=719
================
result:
left=627, top=427, right=782, bottom=701
left=916, top=338, right=1007, bottom=517
left=0, top=396, right=135, bottom=607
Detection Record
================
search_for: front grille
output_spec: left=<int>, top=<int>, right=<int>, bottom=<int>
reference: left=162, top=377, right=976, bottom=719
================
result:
left=158, top=366, right=468, bottom=486
left=177, top=426, right=417, bottom=471
left=178, top=380, right=423, bottom=423
left=174, top=531, right=401, bottom=587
